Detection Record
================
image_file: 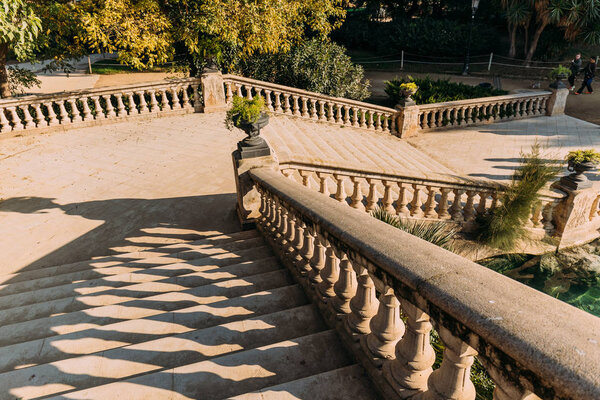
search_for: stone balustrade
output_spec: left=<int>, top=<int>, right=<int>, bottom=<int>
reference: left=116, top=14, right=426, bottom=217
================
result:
left=0, top=78, right=200, bottom=134
left=222, top=74, right=398, bottom=134
left=417, top=92, right=552, bottom=132
left=278, top=162, right=565, bottom=236
left=249, top=167, right=600, bottom=400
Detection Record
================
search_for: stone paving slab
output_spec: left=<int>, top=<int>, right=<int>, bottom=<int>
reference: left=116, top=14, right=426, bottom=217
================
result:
left=407, top=115, right=600, bottom=186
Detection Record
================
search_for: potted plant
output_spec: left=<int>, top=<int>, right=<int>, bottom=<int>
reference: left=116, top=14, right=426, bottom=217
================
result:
left=549, top=65, right=571, bottom=89
left=398, top=82, right=418, bottom=104
left=226, top=95, right=270, bottom=158
left=560, top=149, right=600, bottom=190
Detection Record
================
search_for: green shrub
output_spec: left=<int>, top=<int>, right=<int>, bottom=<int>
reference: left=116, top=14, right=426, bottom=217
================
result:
left=548, top=65, right=571, bottom=80
left=225, top=95, right=265, bottom=130
left=566, top=149, right=600, bottom=164
left=475, top=144, right=561, bottom=250
left=371, top=207, right=457, bottom=251
left=240, top=38, right=370, bottom=101
left=385, top=76, right=508, bottom=105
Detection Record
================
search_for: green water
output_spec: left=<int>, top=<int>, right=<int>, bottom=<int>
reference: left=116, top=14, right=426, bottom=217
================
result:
left=479, top=253, right=600, bottom=317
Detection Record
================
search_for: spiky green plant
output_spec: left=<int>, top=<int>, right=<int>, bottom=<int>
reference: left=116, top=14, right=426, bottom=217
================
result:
left=371, top=207, right=457, bottom=251
left=225, top=95, right=265, bottom=130
left=476, top=143, right=561, bottom=250
left=566, top=149, right=600, bottom=165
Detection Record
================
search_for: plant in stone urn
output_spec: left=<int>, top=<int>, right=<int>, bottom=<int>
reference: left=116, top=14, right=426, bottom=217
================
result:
left=399, top=82, right=418, bottom=101
left=549, top=65, right=571, bottom=89
left=226, top=95, right=270, bottom=158
left=560, top=149, right=600, bottom=190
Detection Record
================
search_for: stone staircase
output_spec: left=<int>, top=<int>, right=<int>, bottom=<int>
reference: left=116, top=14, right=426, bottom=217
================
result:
left=0, top=230, right=376, bottom=400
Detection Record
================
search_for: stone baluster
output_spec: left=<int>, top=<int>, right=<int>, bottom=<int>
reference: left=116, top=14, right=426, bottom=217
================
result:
left=292, top=95, right=300, bottom=116
left=31, top=103, right=46, bottom=127
left=540, top=97, right=548, bottom=113
left=375, top=112, right=383, bottom=130
left=425, top=111, right=433, bottom=129
left=284, top=210, right=297, bottom=254
left=333, top=105, right=340, bottom=123
left=350, top=177, right=365, bottom=211
left=324, top=102, right=332, bottom=122
left=67, top=99, right=83, bottom=123
left=0, top=108, right=11, bottom=131
left=367, top=111, right=374, bottom=129
left=384, top=299, right=435, bottom=396
left=125, top=93, right=138, bottom=115
left=181, top=86, right=191, bottom=109
left=342, top=106, right=349, bottom=125
left=333, top=174, right=347, bottom=205
left=114, top=94, right=126, bottom=116
left=235, top=84, right=243, bottom=97
left=264, top=90, right=273, bottom=111
left=526, top=99, right=533, bottom=116
left=531, top=201, right=543, bottom=228
left=147, top=90, right=159, bottom=113
left=450, top=189, right=465, bottom=222
left=542, top=201, right=555, bottom=232
left=291, top=215, right=305, bottom=266
left=57, top=101, right=70, bottom=124
left=382, top=180, right=395, bottom=214
left=450, top=108, right=458, bottom=126
left=422, top=326, right=477, bottom=400
left=464, top=107, right=472, bottom=125
left=277, top=205, right=289, bottom=249
left=463, top=190, right=477, bottom=222
left=298, top=170, right=312, bottom=189
left=309, top=233, right=327, bottom=284
left=476, top=191, right=488, bottom=215
left=103, top=95, right=116, bottom=117
left=316, top=172, right=330, bottom=198
left=297, top=225, right=315, bottom=276
left=309, top=99, right=318, bottom=119
left=243, top=85, right=252, bottom=100
left=282, top=94, right=291, bottom=114
left=169, top=88, right=180, bottom=109
left=363, top=286, right=404, bottom=361
left=346, top=262, right=379, bottom=337
left=318, top=100, right=326, bottom=121
left=157, top=89, right=169, bottom=111
left=458, top=107, right=466, bottom=126
left=318, top=241, right=340, bottom=300
left=91, top=96, right=104, bottom=119
left=45, top=102, right=60, bottom=125
left=437, top=188, right=452, bottom=219
left=301, top=97, right=309, bottom=117
left=396, top=183, right=410, bottom=216
left=274, top=92, right=283, bottom=113
left=410, top=184, right=424, bottom=217
left=365, top=179, right=379, bottom=212
left=332, top=253, right=357, bottom=314
left=21, top=106, right=34, bottom=128
left=7, top=107, right=24, bottom=130
left=434, top=110, right=442, bottom=128
left=191, top=84, right=201, bottom=110
left=225, top=82, right=233, bottom=103
left=359, top=109, right=366, bottom=127
left=424, top=186, right=438, bottom=219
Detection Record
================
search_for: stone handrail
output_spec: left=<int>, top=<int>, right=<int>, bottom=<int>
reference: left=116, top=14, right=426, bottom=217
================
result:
left=222, top=74, right=398, bottom=134
left=278, top=161, right=565, bottom=234
left=249, top=167, right=600, bottom=400
left=0, top=78, right=201, bottom=134
left=416, top=91, right=552, bottom=132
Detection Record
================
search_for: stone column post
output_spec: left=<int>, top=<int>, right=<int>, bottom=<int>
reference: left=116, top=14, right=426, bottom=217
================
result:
left=232, top=145, right=278, bottom=230
left=551, top=183, right=600, bottom=248
left=394, top=99, right=420, bottom=138
left=545, top=81, right=569, bottom=116
left=200, top=69, right=227, bottom=113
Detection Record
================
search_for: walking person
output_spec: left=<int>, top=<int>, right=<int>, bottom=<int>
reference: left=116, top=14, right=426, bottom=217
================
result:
left=575, top=56, right=596, bottom=95
left=568, top=53, right=582, bottom=90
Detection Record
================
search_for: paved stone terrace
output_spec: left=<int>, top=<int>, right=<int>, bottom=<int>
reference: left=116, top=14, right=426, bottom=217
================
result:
left=408, top=115, right=600, bottom=185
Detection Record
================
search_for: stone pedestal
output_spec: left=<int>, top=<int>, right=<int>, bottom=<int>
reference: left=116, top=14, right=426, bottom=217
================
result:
left=232, top=149, right=278, bottom=230
left=395, top=101, right=420, bottom=138
left=546, top=85, right=569, bottom=116
left=552, top=183, right=600, bottom=248
left=200, top=70, right=227, bottom=113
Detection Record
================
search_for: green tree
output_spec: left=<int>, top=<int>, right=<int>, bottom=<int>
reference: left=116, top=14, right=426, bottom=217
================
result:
left=0, top=0, right=41, bottom=98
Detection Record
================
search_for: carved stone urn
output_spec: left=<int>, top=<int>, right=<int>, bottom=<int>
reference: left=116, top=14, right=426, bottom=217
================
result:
left=560, top=160, right=596, bottom=190
left=237, top=113, right=271, bottom=159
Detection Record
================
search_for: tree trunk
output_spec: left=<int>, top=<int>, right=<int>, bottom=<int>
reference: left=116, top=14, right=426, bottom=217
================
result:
left=0, top=43, right=10, bottom=99
left=522, top=20, right=530, bottom=58
left=508, top=23, right=517, bottom=58
left=525, top=21, right=548, bottom=63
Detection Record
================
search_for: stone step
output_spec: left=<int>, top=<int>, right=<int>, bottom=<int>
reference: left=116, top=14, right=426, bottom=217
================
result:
left=228, top=364, right=377, bottom=400
left=0, top=256, right=281, bottom=327
left=45, top=330, right=352, bottom=400
left=0, top=305, right=326, bottom=400
left=0, top=240, right=271, bottom=300
left=0, top=230, right=260, bottom=284
left=0, top=271, right=300, bottom=373
left=0, top=277, right=306, bottom=348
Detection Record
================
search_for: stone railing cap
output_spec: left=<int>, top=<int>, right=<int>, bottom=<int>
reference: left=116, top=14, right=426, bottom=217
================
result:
left=417, top=91, right=552, bottom=111
left=250, top=167, right=600, bottom=399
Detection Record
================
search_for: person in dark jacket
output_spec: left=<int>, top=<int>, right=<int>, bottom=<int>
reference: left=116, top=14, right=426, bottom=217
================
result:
left=568, top=53, right=582, bottom=90
left=575, top=56, right=596, bottom=95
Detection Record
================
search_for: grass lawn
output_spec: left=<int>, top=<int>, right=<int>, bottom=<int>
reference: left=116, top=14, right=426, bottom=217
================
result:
left=90, top=59, right=169, bottom=75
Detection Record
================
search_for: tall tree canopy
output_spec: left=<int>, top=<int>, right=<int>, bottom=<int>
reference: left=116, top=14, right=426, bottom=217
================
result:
left=0, top=0, right=41, bottom=97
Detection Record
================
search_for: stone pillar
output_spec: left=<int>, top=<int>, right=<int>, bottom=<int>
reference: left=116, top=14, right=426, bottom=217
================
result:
left=232, top=146, right=278, bottom=230
left=200, top=69, right=227, bottom=113
left=395, top=100, right=420, bottom=138
left=551, top=183, right=600, bottom=248
left=545, top=83, right=569, bottom=116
